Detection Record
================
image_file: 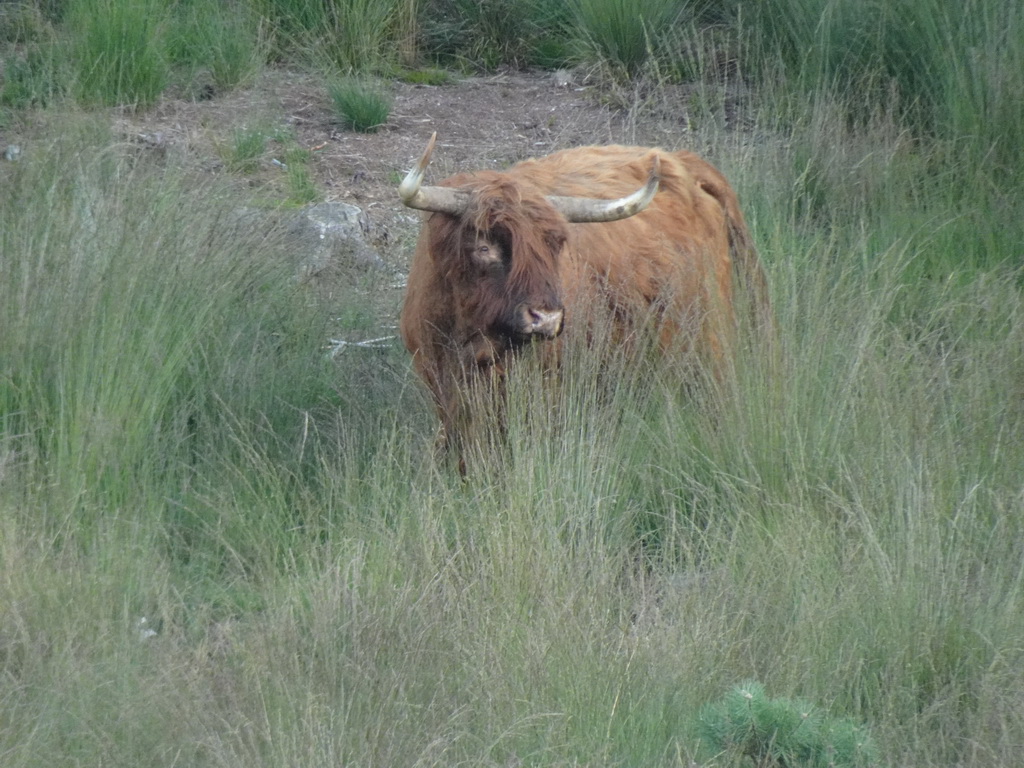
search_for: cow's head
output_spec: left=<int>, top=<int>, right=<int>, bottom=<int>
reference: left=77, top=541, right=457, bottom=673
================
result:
left=399, top=133, right=660, bottom=371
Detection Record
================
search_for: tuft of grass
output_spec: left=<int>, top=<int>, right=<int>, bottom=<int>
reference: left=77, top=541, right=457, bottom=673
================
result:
left=0, top=116, right=339, bottom=541
left=256, top=0, right=404, bottom=73
left=0, top=2, right=52, bottom=43
left=420, top=0, right=573, bottom=70
left=322, top=0, right=403, bottom=73
left=568, top=0, right=686, bottom=76
left=0, top=40, right=68, bottom=108
left=284, top=150, right=319, bottom=204
left=67, top=0, right=169, bottom=108
left=225, top=125, right=268, bottom=173
left=327, top=76, right=392, bottom=132
left=167, top=0, right=270, bottom=91
left=251, top=0, right=334, bottom=55
left=218, top=123, right=320, bottom=203
left=941, top=0, right=1024, bottom=189
left=529, top=33, right=575, bottom=70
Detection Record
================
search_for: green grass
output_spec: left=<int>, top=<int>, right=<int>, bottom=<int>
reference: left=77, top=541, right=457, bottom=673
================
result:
left=568, top=0, right=686, bottom=76
left=167, top=0, right=270, bottom=92
left=737, top=0, right=1024, bottom=192
left=2, top=2, right=1024, bottom=766
left=254, top=0, right=405, bottom=72
left=420, top=0, right=573, bottom=70
left=0, top=3, right=52, bottom=44
left=283, top=146, right=320, bottom=204
left=395, top=66, right=454, bottom=85
left=697, top=681, right=880, bottom=767
left=4, top=105, right=1023, bottom=764
left=217, top=123, right=321, bottom=203
left=0, top=115, right=342, bottom=540
left=225, top=124, right=268, bottom=172
left=0, top=38, right=67, bottom=108
left=67, top=0, right=169, bottom=107
left=327, top=76, right=392, bottom=132
left=320, top=0, right=404, bottom=73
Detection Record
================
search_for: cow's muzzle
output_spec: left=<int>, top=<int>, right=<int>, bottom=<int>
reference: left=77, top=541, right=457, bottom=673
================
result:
left=519, top=306, right=564, bottom=339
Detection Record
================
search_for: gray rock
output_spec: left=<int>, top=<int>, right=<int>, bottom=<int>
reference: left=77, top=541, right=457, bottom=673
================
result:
left=231, top=202, right=385, bottom=280
left=287, top=202, right=384, bottom=277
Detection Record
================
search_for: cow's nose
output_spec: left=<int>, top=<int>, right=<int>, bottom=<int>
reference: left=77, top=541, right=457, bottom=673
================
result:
left=523, top=307, right=564, bottom=338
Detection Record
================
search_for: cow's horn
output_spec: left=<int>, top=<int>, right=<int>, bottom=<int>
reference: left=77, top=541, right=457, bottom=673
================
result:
left=398, top=132, right=470, bottom=216
left=548, top=155, right=662, bottom=223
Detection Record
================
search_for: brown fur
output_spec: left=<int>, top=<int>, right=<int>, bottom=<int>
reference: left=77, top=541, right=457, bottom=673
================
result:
left=400, top=144, right=771, bottom=464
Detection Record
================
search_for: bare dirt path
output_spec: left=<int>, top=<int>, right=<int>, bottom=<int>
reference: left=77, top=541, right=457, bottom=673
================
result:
left=107, top=69, right=703, bottom=269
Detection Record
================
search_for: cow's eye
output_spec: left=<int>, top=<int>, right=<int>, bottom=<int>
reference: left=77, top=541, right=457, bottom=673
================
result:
left=472, top=240, right=503, bottom=268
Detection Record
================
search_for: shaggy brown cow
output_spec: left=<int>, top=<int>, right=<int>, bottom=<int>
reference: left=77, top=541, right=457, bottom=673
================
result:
left=398, top=133, right=770, bottom=467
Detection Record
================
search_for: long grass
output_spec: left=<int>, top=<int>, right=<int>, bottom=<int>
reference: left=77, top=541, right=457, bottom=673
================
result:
left=419, top=0, right=574, bottom=70
left=67, top=0, right=169, bottom=107
left=738, top=0, right=1024, bottom=192
left=2, top=2, right=1023, bottom=766
left=3, top=111, right=1023, bottom=765
left=167, top=0, right=270, bottom=91
left=0, top=116, right=348, bottom=540
left=568, top=0, right=687, bottom=76
left=254, top=0, right=405, bottom=72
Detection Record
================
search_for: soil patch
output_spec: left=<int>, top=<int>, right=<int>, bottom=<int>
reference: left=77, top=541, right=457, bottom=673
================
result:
left=103, top=69, right=711, bottom=268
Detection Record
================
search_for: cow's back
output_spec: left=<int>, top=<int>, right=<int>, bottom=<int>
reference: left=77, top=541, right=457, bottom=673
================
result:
left=510, top=146, right=740, bottom=361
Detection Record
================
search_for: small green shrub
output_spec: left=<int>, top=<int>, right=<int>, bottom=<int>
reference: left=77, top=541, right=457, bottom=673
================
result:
left=328, top=77, right=392, bottom=132
left=697, top=681, right=880, bottom=768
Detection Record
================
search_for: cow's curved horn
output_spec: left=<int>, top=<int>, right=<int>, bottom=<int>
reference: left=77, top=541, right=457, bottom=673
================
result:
left=398, top=132, right=470, bottom=216
left=548, top=155, right=662, bottom=223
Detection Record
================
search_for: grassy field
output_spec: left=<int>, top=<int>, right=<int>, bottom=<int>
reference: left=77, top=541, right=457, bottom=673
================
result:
left=2, top=1, right=1023, bottom=766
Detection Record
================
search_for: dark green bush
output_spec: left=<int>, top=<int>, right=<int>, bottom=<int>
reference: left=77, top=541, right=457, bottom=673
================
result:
left=697, top=682, right=880, bottom=768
